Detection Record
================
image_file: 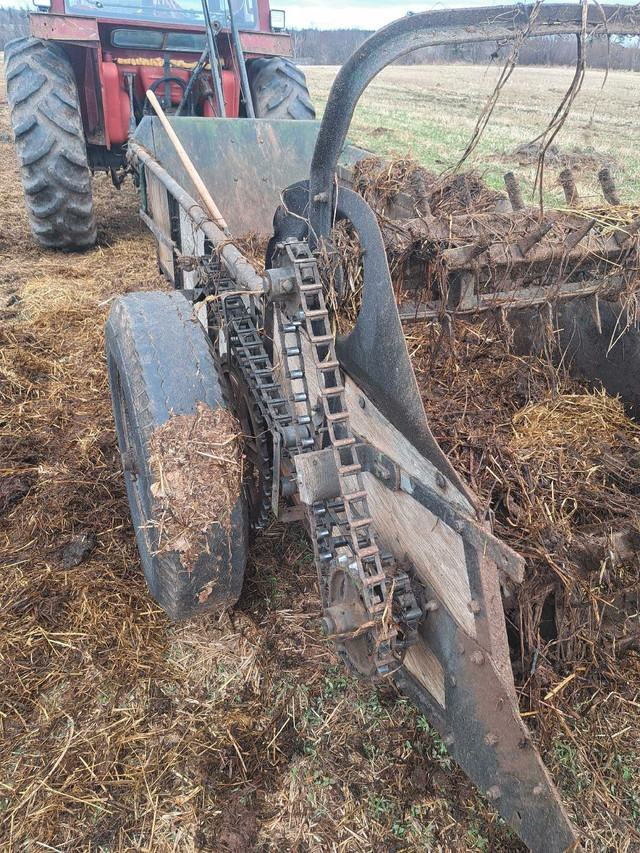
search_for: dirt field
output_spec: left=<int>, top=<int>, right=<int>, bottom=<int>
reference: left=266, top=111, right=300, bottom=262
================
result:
left=1, top=58, right=639, bottom=852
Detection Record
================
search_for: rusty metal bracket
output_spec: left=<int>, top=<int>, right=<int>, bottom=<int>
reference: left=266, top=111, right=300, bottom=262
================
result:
left=356, top=443, right=525, bottom=584
left=395, top=603, right=580, bottom=853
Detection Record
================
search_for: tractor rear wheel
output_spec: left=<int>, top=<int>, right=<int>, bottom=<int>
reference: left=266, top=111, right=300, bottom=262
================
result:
left=246, top=57, right=315, bottom=121
left=105, top=291, right=248, bottom=620
left=5, top=37, right=97, bottom=251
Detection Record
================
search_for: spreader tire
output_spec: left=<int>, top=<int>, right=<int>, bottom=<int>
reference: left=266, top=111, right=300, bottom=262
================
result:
left=5, top=37, right=97, bottom=251
left=247, top=57, right=315, bottom=121
left=105, top=291, right=248, bottom=620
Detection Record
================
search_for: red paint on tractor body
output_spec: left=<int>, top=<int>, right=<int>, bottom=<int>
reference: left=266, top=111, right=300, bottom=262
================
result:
left=30, top=1, right=291, bottom=153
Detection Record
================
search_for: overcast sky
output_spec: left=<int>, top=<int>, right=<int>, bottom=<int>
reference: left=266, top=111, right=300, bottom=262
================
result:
left=280, top=0, right=505, bottom=30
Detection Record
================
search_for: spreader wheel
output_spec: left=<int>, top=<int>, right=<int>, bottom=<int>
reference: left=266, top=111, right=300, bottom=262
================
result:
left=105, top=291, right=248, bottom=620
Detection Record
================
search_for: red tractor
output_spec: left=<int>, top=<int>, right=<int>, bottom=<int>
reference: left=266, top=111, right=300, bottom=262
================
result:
left=5, top=0, right=314, bottom=250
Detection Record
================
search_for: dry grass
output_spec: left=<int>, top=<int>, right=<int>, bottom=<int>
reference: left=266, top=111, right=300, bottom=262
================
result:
left=0, top=55, right=639, bottom=853
left=408, top=318, right=640, bottom=851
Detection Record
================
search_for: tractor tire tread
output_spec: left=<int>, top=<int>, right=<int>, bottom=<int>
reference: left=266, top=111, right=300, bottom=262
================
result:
left=247, top=56, right=315, bottom=121
left=5, top=36, right=97, bottom=251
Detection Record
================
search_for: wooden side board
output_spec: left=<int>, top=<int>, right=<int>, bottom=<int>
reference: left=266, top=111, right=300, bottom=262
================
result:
left=146, top=171, right=173, bottom=280
left=363, top=472, right=476, bottom=637
left=403, top=638, right=446, bottom=708
left=299, top=337, right=476, bottom=518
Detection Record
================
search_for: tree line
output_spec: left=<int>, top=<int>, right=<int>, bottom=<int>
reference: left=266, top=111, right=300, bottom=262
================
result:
left=1, top=9, right=639, bottom=72
left=291, top=28, right=640, bottom=71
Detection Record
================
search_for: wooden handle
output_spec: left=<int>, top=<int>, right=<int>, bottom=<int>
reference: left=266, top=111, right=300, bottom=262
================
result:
left=145, top=89, right=229, bottom=234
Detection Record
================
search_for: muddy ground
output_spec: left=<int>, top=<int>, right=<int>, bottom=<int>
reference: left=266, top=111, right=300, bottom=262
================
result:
left=1, top=58, right=639, bottom=853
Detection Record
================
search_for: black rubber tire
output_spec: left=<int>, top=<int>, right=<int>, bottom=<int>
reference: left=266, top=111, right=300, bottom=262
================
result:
left=105, top=291, right=248, bottom=621
left=4, top=37, right=97, bottom=251
left=246, top=57, right=315, bottom=121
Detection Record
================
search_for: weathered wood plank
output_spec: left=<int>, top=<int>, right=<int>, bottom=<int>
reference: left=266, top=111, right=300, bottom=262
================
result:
left=298, top=336, right=476, bottom=517
left=403, top=640, right=446, bottom=708
left=363, top=472, right=476, bottom=637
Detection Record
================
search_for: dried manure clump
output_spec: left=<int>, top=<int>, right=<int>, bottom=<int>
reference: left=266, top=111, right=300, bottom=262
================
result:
left=148, top=401, right=243, bottom=571
left=411, top=316, right=639, bottom=680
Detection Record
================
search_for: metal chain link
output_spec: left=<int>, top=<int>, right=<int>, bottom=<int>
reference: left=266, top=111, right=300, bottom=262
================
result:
left=200, top=245, right=422, bottom=675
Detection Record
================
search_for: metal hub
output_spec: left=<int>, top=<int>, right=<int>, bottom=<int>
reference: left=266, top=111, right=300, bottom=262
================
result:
left=325, top=568, right=380, bottom=678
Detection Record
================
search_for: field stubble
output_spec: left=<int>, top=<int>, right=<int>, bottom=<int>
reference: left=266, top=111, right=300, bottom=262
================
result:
left=0, top=59, right=638, bottom=852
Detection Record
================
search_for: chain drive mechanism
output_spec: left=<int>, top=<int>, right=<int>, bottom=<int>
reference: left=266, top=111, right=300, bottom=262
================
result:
left=200, top=241, right=423, bottom=676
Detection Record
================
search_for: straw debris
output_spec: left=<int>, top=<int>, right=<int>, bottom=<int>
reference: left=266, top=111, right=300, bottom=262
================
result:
left=148, top=402, right=243, bottom=571
left=336, top=156, right=640, bottom=326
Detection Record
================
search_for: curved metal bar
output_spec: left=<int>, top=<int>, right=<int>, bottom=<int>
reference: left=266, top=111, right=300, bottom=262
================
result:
left=333, top=186, right=476, bottom=506
left=308, top=3, right=640, bottom=239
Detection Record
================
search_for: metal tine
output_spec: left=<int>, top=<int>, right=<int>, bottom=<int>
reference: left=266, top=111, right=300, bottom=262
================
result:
left=503, top=171, right=525, bottom=212
left=517, top=222, right=553, bottom=256
left=453, top=173, right=472, bottom=210
left=559, top=168, right=579, bottom=206
left=598, top=167, right=620, bottom=205
left=564, top=217, right=596, bottom=250
left=612, top=218, right=640, bottom=247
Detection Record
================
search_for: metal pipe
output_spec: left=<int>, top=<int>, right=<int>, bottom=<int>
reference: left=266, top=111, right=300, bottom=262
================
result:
left=175, top=46, right=209, bottom=117
left=124, top=73, right=137, bottom=137
left=201, top=0, right=226, bottom=118
left=128, top=141, right=263, bottom=293
left=227, top=0, right=255, bottom=118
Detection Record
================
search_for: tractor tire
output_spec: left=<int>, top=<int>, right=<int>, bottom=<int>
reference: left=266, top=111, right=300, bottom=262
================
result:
left=4, top=37, right=97, bottom=251
left=246, top=57, right=315, bottom=121
left=105, top=291, right=248, bottom=621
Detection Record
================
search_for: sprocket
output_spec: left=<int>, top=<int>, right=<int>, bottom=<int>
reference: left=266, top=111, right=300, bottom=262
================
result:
left=220, top=357, right=272, bottom=532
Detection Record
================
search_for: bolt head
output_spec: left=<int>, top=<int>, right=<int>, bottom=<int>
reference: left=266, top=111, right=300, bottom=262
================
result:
left=486, top=785, right=501, bottom=801
left=358, top=396, right=366, bottom=409
left=468, top=600, right=481, bottom=614
left=484, top=732, right=498, bottom=747
left=435, top=472, right=446, bottom=488
left=470, top=651, right=484, bottom=666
